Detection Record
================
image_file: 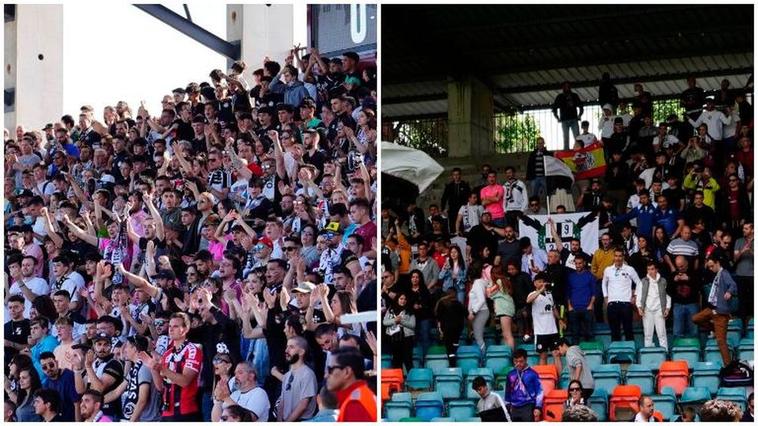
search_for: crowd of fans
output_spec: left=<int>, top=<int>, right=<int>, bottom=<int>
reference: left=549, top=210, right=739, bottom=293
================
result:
left=4, top=46, right=378, bottom=422
left=382, top=75, right=753, bottom=420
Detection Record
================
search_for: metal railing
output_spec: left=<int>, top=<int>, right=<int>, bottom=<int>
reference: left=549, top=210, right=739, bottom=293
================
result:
left=383, top=118, right=449, bottom=158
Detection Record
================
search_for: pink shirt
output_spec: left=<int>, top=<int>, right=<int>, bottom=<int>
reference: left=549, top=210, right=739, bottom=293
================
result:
left=480, top=184, right=505, bottom=219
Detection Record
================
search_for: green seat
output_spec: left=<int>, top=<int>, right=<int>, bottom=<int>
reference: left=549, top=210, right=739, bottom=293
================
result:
left=672, top=337, right=700, bottom=348
left=579, top=340, right=605, bottom=351
left=399, top=417, right=425, bottom=422
left=428, top=345, right=448, bottom=355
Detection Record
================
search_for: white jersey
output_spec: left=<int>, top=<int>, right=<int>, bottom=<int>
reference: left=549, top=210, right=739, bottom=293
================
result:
left=531, top=291, right=558, bottom=336
left=458, top=204, right=484, bottom=233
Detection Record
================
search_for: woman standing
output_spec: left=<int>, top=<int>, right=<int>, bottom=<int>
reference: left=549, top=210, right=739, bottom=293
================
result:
left=382, top=293, right=416, bottom=371
left=487, top=266, right=516, bottom=349
left=406, top=269, right=433, bottom=359
left=434, top=288, right=466, bottom=367
left=9, top=367, right=42, bottom=422
left=468, top=261, right=490, bottom=353
left=439, top=245, right=467, bottom=303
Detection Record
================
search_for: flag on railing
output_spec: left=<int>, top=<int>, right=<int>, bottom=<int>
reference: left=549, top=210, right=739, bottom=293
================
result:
left=554, top=142, right=607, bottom=179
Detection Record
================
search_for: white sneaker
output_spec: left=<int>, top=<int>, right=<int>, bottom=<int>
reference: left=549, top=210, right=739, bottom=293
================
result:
left=708, top=331, right=715, bottom=338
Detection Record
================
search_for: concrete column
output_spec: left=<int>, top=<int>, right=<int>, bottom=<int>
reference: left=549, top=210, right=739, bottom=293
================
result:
left=4, top=4, right=63, bottom=132
left=447, top=76, right=494, bottom=158
left=227, top=4, right=293, bottom=72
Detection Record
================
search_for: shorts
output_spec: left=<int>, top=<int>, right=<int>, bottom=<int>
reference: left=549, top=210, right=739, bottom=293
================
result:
left=535, top=333, right=559, bottom=354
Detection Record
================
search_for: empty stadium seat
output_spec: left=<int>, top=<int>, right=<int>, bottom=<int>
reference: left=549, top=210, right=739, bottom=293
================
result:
left=457, top=345, right=483, bottom=374
left=426, top=354, right=452, bottom=371
left=609, top=384, right=642, bottom=421
left=717, top=387, right=748, bottom=412
left=625, top=364, right=655, bottom=394
left=406, top=368, right=434, bottom=391
left=680, top=386, right=711, bottom=410
left=588, top=388, right=609, bottom=422
left=434, top=368, right=463, bottom=400
left=484, top=345, right=512, bottom=373
left=607, top=340, right=637, bottom=363
left=559, top=370, right=570, bottom=390
left=593, top=323, right=612, bottom=350
left=727, top=319, right=743, bottom=348
left=382, top=368, right=404, bottom=401
left=638, top=346, right=667, bottom=370
left=578, top=343, right=604, bottom=371
left=657, top=361, right=689, bottom=396
left=592, top=364, right=623, bottom=395
left=543, top=403, right=564, bottom=422
left=747, top=318, right=754, bottom=339
left=413, top=346, right=424, bottom=368
left=381, top=354, right=393, bottom=369
left=671, top=338, right=701, bottom=366
left=704, top=339, right=731, bottom=364
left=738, top=337, right=754, bottom=360
left=533, top=364, right=559, bottom=394
left=649, top=392, right=676, bottom=421
left=579, top=340, right=605, bottom=351
left=415, top=392, right=445, bottom=421
left=691, top=362, right=721, bottom=394
left=430, top=417, right=454, bottom=422
left=384, top=400, right=412, bottom=422
left=448, top=399, right=477, bottom=420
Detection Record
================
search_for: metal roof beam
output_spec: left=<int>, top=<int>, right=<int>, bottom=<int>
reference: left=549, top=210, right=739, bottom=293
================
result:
left=383, top=93, right=447, bottom=105
left=133, top=4, right=240, bottom=60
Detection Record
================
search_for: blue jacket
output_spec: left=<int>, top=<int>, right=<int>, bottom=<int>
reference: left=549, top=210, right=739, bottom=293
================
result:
left=708, top=269, right=739, bottom=315
left=269, top=77, right=310, bottom=108
left=567, top=269, right=596, bottom=311
left=505, top=366, right=544, bottom=408
left=653, top=207, right=681, bottom=236
left=614, top=203, right=657, bottom=238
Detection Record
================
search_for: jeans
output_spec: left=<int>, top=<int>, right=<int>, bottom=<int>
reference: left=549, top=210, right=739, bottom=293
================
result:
left=201, top=390, right=213, bottom=422
left=251, top=338, right=270, bottom=387
left=736, top=276, right=754, bottom=324
left=672, top=303, right=699, bottom=338
left=568, top=309, right=594, bottom=344
left=607, top=302, right=634, bottom=341
left=417, top=318, right=433, bottom=360
left=530, top=177, right=547, bottom=201
left=693, top=308, right=731, bottom=365
left=561, top=119, right=580, bottom=150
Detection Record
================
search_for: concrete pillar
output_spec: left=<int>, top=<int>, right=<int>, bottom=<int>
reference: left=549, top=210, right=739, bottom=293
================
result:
left=447, top=76, right=494, bottom=158
left=227, top=4, right=293, bottom=72
left=4, top=4, right=64, bottom=133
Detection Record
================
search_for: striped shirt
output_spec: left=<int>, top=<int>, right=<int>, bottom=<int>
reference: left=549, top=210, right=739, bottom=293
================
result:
left=666, top=238, right=699, bottom=258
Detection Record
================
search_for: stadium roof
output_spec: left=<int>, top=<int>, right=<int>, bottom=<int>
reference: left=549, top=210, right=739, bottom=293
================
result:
left=382, top=4, right=754, bottom=120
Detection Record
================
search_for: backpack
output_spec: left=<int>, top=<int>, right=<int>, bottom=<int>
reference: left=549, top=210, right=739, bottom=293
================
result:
left=719, top=360, right=754, bottom=387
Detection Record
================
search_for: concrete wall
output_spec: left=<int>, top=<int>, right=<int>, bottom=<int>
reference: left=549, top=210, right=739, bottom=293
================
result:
left=227, top=4, right=293, bottom=75
left=4, top=4, right=64, bottom=133
left=447, top=76, right=495, bottom=158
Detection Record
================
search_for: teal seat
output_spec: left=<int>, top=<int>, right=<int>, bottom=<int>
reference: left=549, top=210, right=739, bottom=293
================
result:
left=425, top=355, right=451, bottom=371
left=747, top=319, right=754, bottom=339
left=691, top=362, right=721, bottom=394
left=584, top=349, right=604, bottom=371
left=448, top=399, right=477, bottom=420
left=717, top=387, right=749, bottom=411
left=381, top=354, right=393, bottom=369
left=415, top=392, right=444, bottom=421
left=434, top=372, right=463, bottom=400
left=430, top=417, right=453, bottom=422
left=392, top=392, right=413, bottom=403
left=650, top=393, right=676, bottom=421
left=486, top=345, right=513, bottom=356
left=738, top=338, right=754, bottom=360
left=384, top=401, right=412, bottom=421
left=704, top=340, right=730, bottom=364
left=413, top=346, right=424, bottom=368
left=607, top=341, right=637, bottom=363
left=592, top=364, right=622, bottom=395
left=406, top=368, right=434, bottom=391
left=587, top=388, right=608, bottom=421
left=461, top=417, right=482, bottom=422
left=464, top=368, right=495, bottom=400
left=680, top=386, right=711, bottom=407
left=727, top=319, right=743, bottom=349
left=484, top=345, right=512, bottom=372
left=579, top=340, right=605, bottom=351
left=671, top=338, right=701, bottom=366
left=456, top=357, right=480, bottom=375
left=625, top=364, right=655, bottom=394
left=559, top=370, right=570, bottom=389
left=638, top=346, right=668, bottom=370
left=466, top=367, right=495, bottom=382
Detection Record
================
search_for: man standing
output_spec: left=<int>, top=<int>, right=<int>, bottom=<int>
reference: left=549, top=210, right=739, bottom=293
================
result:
left=504, top=348, right=544, bottom=421
left=120, top=335, right=161, bottom=422
left=480, top=171, right=506, bottom=227
left=325, top=347, right=377, bottom=422
left=72, top=333, right=123, bottom=419
left=277, top=336, right=318, bottom=421
left=733, top=222, right=753, bottom=324
left=456, top=193, right=484, bottom=238
left=636, top=263, right=671, bottom=349
left=441, top=168, right=471, bottom=234
left=553, top=338, right=594, bottom=400
left=602, top=249, right=642, bottom=342
left=145, top=312, right=203, bottom=421
left=472, top=376, right=510, bottom=422
left=526, top=137, right=552, bottom=202
left=503, top=166, right=529, bottom=228
left=693, top=254, right=737, bottom=366
left=566, top=257, right=596, bottom=344
left=668, top=256, right=700, bottom=339
left=527, top=273, right=560, bottom=366
left=410, top=241, right=441, bottom=293
left=552, top=81, right=583, bottom=150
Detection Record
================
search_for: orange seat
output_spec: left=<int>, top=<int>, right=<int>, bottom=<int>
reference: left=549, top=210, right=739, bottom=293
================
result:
left=610, top=384, right=642, bottom=421
left=652, top=411, right=664, bottom=422
left=657, top=361, right=689, bottom=396
left=544, top=403, right=564, bottom=422
left=381, top=369, right=404, bottom=401
left=533, top=365, right=559, bottom=394
left=545, top=389, right=568, bottom=406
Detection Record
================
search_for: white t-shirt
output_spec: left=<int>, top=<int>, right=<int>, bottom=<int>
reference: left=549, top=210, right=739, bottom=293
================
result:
left=531, top=291, right=558, bottom=336
left=7, top=277, right=50, bottom=318
left=52, top=271, right=86, bottom=303
left=458, top=204, right=484, bottom=233
left=230, top=386, right=270, bottom=422
left=633, top=412, right=656, bottom=422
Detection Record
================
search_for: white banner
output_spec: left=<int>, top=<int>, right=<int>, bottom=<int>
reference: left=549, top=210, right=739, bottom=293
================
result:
left=518, top=212, right=599, bottom=255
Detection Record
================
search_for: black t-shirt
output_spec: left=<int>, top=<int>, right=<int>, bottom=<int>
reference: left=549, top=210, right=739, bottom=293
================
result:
left=467, top=225, right=499, bottom=260
left=4, top=319, right=30, bottom=360
left=94, top=356, right=124, bottom=417
left=667, top=271, right=700, bottom=305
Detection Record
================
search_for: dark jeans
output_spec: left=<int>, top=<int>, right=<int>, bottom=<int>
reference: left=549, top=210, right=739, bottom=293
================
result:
left=607, top=301, right=634, bottom=341
left=391, top=336, right=414, bottom=372
left=442, top=326, right=463, bottom=367
left=736, top=276, right=753, bottom=324
left=417, top=318, right=433, bottom=360
left=510, top=403, right=536, bottom=422
left=516, top=306, right=533, bottom=338
left=568, top=309, right=594, bottom=344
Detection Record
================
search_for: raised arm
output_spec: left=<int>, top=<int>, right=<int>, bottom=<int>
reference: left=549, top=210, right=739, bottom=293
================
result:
left=62, top=214, right=99, bottom=247
left=143, top=191, right=165, bottom=241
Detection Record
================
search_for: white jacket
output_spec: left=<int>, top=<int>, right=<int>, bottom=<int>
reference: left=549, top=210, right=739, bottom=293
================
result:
left=503, top=179, right=528, bottom=212
left=468, top=278, right=489, bottom=314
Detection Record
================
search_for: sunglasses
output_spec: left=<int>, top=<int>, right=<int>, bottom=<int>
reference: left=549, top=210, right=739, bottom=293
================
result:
left=154, top=320, right=166, bottom=326
left=213, top=357, right=231, bottom=364
left=41, top=363, right=56, bottom=370
left=569, top=387, right=581, bottom=392
left=286, top=373, right=294, bottom=391
left=326, top=365, right=345, bottom=375
left=284, top=246, right=298, bottom=252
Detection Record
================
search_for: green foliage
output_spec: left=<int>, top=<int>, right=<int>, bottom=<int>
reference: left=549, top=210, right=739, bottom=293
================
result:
left=493, top=113, right=540, bottom=153
left=652, top=98, right=686, bottom=125
left=391, top=119, right=449, bottom=157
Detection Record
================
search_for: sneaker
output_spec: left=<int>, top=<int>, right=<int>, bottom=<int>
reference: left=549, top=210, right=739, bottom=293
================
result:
left=708, top=331, right=715, bottom=338
left=523, top=334, right=531, bottom=342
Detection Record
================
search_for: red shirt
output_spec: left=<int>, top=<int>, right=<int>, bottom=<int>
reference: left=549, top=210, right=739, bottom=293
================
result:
left=354, top=221, right=377, bottom=251
left=336, top=380, right=377, bottom=422
left=160, top=341, right=202, bottom=417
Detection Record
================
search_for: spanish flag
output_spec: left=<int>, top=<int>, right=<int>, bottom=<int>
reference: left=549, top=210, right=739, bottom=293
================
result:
left=554, top=142, right=607, bottom=180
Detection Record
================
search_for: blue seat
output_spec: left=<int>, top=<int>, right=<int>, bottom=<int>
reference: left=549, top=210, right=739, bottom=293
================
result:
left=680, top=386, right=711, bottom=409
left=415, top=392, right=445, bottom=421
left=430, top=417, right=453, bottom=422
left=691, top=362, right=721, bottom=394
left=426, top=355, right=451, bottom=371
left=588, top=388, right=609, bottom=421
left=448, top=399, right=477, bottom=420
left=650, top=393, right=676, bottom=421
left=727, top=319, right=743, bottom=349
left=738, top=338, right=754, bottom=360
left=638, top=346, right=667, bottom=370
left=625, top=364, right=655, bottom=394
left=717, top=387, right=748, bottom=412
left=413, top=346, right=424, bottom=368
left=583, top=350, right=604, bottom=371
left=607, top=341, right=637, bottom=363
left=381, top=354, right=393, bottom=369
left=704, top=340, right=731, bottom=364
left=384, top=400, right=412, bottom=421
left=484, top=345, right=512, bottom=373
left=434, top=368, right=463, bottom=400
left=593, top=364, right=622, bottom=395
left=406, top=368, right=434, bottom=391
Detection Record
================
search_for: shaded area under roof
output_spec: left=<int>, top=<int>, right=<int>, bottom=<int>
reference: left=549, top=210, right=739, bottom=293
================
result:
left=382, top=4, right=754, bottom=120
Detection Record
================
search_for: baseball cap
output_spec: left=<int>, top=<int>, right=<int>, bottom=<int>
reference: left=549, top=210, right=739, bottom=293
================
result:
left=155, top=269, right=176, bottom=280
left=93, top=332, right=111, bottom=342
left=324, top=222, right=344, bottom=234
left=258, top=236, right=274, bottom=249
left=292, top=281, right=316, bottom=294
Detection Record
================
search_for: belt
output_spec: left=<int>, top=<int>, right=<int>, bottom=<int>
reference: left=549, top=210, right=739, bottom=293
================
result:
left=608, top=301, right=631, bottom=305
